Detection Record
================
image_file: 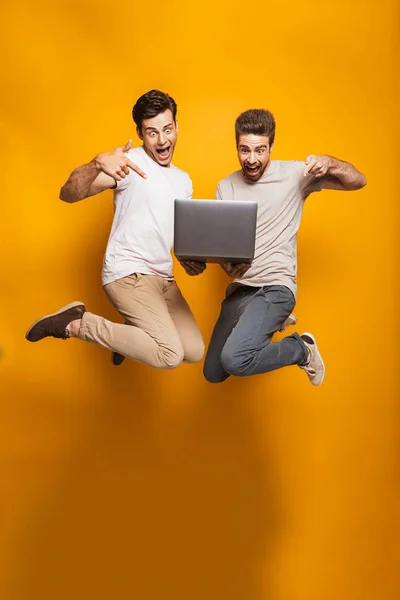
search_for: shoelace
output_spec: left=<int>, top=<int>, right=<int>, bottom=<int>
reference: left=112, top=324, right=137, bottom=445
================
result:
left=45, top=328, right=69, bottom=340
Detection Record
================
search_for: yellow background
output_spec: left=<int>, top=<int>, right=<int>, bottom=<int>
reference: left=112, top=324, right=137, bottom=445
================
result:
left=1, top=1, right=399, bottom=599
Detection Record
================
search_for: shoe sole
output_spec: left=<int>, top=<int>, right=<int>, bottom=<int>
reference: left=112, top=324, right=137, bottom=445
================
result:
left=25, top=301, right=85, bottom=341
left=301, top=331, right=326, bottom=386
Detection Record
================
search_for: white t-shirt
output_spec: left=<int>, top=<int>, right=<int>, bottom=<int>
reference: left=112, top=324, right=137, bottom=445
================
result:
left=102, top=146, right=193, bottom=286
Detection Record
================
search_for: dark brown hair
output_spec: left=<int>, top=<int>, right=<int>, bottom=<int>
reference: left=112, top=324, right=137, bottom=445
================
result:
left=235, top=109, right=276, bottom=146
left=132, top=89, right=177, bottom=131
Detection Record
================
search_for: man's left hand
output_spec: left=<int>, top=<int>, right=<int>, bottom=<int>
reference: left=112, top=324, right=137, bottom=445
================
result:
left=303, top=155, right=332, bottom=178
left=222, top=262, right=251, bottom=278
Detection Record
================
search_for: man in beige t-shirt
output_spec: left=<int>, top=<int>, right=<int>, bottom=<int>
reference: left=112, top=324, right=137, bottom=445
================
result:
left=202, top=109, right=366, bottom=386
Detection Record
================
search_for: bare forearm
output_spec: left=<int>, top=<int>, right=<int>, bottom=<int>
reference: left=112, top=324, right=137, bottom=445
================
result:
left=327, top=156, right=366, bottom=190
left=59, top=159, right=101, bottom=203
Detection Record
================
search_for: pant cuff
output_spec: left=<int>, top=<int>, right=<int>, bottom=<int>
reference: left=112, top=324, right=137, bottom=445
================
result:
left=78, top=311, right=92, bottom=341
left=292, top=332, right=309, bottom=365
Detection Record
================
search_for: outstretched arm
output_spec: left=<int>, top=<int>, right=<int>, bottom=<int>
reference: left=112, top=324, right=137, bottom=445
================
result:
left=303, top=155, right=366, bottom=191
left=60, top=140, right=147, bottom=203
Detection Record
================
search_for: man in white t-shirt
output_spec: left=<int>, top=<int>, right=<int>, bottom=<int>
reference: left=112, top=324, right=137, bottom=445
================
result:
left=26, top=90, right=205, bottom=369
left=202, top=109, right=366, bottom=386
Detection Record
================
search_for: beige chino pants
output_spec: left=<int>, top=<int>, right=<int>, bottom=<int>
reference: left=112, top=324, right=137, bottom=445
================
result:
left=78, top=273, right=204, bottom=369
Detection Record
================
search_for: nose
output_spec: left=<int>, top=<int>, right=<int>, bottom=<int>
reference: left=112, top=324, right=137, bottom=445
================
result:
left=158, top=132, right=167, bottom=146
left=248, top=151, right=257, bottom=164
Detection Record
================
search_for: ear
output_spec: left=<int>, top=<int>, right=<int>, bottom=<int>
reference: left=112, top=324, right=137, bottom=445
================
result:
left=269, top=143, right=274, bottom=153
left=175, top=119, right=179, bottom=132
left=136, top=126, right=143, bottom=141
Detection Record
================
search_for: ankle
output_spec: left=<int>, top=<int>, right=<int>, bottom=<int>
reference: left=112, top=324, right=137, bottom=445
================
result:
left=68, top=319, right=82, bottom=338
left=301, top=346, right=311, bottom=366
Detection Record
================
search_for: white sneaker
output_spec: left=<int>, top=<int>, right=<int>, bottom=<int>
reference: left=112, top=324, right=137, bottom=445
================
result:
left=299, top=332, right=325, bottom=386
left=279, top=314, right=298, bottom=333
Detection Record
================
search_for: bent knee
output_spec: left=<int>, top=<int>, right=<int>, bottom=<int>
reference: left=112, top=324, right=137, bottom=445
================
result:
left=203, top=365, right=225, bottom=384
left=183, top=341, right=205, bottom=365
left=203, top=355, right=227, bottom=383
left=220, top=347, right=248, bottom=377
left=161, top=345, right=185, bottom=370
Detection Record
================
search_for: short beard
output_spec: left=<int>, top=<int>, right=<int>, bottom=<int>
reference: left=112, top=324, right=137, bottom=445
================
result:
left=242, top=160, right=270, bottom=183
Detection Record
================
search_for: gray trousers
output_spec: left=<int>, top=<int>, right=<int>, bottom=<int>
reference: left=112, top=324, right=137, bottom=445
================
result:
left=204, top=284, right=309, bottom=383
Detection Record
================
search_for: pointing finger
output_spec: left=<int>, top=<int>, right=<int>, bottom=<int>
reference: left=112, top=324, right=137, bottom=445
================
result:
left=126, top=159, right=147, bottom=179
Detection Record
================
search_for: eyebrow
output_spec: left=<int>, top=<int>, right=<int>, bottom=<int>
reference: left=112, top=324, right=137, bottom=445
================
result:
left=240, top=144, right=268, bottom=150
left=145, top=123, right=174, bottom=132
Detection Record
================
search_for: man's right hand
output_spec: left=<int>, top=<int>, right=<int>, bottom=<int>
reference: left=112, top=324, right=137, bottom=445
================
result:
left=180, top=261, right=207, bottom=276
left=222, top=262, right=251, bottom=278
left=94, top=140, right=147, bottom=181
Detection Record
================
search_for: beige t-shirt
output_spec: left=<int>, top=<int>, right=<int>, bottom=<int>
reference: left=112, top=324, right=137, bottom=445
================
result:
left=216, top=160, right=324, bottom=298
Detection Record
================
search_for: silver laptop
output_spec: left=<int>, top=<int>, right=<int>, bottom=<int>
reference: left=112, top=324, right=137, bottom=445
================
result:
left=174, top=199, right=257, bottom=264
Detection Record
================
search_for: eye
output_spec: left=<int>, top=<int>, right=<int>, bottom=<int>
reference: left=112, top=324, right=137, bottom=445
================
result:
left=166, top=128, right=171, bottom=133
left=241, top=149, right=248, bottom=153
left=257, top=149, right=265, bottom=154
left=150, top=132, right=156, bottom=137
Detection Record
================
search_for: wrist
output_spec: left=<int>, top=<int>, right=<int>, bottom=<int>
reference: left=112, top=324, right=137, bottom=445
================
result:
left=325, top=155, right=339, bottom=175
left=92, top=154, right=104, bottom=172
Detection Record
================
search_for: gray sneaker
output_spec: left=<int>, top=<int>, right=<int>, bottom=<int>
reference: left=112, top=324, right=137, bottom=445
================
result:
left=299, top=332, right=325, bottom=386
left=279, top=314, right=298, bottom=333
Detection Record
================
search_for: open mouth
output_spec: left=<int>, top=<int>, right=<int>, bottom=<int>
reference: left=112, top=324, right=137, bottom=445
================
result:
left=245, top=164, right=261, bottom=177
left=156, top=146, right=171, bottom=160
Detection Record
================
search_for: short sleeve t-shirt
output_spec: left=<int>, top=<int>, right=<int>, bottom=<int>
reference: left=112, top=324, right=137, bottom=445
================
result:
left=102, top=146, right=193, bottom=286
left=216, top=160, right=324, bottom=298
